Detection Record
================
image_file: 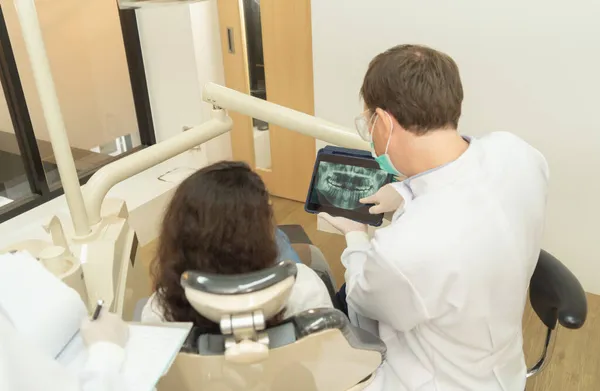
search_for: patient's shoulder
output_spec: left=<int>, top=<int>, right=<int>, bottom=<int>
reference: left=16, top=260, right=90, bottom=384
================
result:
left=284, top=264, right=333, bottom=318
left=294, top=263, right=324, bottom=288
left=141, top=292, right=167, bottom=323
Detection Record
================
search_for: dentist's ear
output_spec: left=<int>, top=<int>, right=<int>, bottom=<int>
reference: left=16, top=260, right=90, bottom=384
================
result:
left=374, top=108, right=394, bottom=138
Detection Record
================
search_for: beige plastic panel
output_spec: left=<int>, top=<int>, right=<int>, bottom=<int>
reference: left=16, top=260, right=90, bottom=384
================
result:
left=184, top=276, right=295, bottom=323
left=157, top=329, right=382, bottom=391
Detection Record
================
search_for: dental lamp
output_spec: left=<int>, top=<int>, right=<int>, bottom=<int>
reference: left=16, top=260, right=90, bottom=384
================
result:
left=4, top=0, right=367, bottom=319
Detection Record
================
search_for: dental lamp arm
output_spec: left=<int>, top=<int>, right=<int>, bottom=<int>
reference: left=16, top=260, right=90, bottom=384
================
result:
left=202, top=83, right=369, bottom=150
left=85, top=83, right=367, bottom=227
left=83, top=112, right=232, bottom=226
left=18, top=0, right=366, bottom=237
left=15, top=0, right=90, bottom=236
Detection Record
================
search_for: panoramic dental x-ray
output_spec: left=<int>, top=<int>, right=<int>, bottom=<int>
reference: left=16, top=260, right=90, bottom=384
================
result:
left=313, top=162, right=388, bottom=210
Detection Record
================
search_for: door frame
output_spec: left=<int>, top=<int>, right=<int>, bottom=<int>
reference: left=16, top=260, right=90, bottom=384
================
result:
left=215, top=0, right=316, bottom=202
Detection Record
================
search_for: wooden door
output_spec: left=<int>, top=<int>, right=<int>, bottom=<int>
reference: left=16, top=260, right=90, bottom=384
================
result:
left=215, top=0, right=316, bottom=202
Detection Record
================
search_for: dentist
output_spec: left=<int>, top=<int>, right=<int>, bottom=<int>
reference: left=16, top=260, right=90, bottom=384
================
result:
left=320, top=44, right=549, bottom=390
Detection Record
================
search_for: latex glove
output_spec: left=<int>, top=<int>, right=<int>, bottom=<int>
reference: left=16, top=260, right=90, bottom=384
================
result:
left=81, top=308, right=129, bottom=348
left=319, top=213, right=367, bottom=235
left=360, top=183, right=405, bottom=214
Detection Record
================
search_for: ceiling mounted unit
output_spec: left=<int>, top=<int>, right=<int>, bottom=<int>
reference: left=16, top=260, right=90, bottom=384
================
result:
left=118, top=0, right=209, bottom=10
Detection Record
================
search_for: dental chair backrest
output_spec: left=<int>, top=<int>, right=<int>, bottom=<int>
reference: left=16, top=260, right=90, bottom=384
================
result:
left=157, top=260, right=386, bottom=391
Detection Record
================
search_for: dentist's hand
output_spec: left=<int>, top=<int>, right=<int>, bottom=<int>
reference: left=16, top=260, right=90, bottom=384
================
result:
left=360, top=184, right=404, bottom=214
left=81, top=308, right=129, bottom=348
left=319, top=213, right=367, bottom=235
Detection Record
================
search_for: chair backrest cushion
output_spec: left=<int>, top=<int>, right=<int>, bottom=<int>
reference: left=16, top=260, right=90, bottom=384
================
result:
left=181, top=260, right=298, bottom=322
left=529, top=249, right=587, bottom=329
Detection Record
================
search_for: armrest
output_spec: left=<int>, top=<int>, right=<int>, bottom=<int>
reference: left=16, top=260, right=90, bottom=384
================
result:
left=529, top=250, right=587, bottom=329
left=292, top=308, right=386, bottom=360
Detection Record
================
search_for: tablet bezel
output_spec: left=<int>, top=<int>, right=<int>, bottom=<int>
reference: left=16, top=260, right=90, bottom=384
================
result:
left=304, top=150, right=393, bottom=226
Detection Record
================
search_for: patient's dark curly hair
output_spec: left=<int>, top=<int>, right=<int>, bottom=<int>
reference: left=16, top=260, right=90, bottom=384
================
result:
left=150, top=161, right=279, bottom=333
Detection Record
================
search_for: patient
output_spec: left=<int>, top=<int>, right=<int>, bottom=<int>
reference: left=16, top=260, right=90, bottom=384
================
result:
left=142, top=161, right=333, bottom=331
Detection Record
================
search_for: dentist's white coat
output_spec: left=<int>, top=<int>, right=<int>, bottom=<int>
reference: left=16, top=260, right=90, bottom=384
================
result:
left=344, top=132, right=549, bottom=391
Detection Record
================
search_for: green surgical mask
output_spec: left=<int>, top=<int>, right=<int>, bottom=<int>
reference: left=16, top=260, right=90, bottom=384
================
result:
left=372, top=142, right=401, bottom=176
left=370, top=112, right=402, bottom=177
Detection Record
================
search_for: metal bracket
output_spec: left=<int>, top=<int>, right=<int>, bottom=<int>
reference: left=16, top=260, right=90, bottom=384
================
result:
left=220, top=311, right=269, bottom=349
left=527, top=325, right=558, bottom=378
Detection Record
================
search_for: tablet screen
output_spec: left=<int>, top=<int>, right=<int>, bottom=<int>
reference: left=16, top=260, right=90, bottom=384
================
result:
left=305, top=153, right=392, bottom=225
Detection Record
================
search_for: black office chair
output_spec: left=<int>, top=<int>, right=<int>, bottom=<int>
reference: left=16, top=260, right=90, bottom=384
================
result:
left=526, top=249, right=588, bottom=378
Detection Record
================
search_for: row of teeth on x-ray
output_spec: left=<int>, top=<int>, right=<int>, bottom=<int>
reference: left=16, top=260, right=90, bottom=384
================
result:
left=315, top=162, right=388, bottom=210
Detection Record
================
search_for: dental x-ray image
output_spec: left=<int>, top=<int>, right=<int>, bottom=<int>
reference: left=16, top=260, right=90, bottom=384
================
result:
left=312, top=162, right=388, bottom=210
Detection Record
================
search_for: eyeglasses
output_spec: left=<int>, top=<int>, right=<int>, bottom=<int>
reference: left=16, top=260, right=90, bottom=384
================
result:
left=354, top=111, right=377, bottom=141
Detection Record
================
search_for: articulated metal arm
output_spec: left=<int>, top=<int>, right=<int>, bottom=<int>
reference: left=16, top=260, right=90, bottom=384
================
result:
left=13, top=0, right=366, bottom=237
left=10, top=0, right=371, bottom=319
left=15, top=0, right=90, bottom=236
left=83, top=84, right=367, bottom=226
left=84, top=110, right=232, bottom=226
left=202, top=83, right=367, bottom=151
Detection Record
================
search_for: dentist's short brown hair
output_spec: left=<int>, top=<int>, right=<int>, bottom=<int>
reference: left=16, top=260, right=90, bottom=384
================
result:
left=360, top=44, right=464, bottom=135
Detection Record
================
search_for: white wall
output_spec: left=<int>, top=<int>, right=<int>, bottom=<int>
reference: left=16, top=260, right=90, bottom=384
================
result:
left=136, top=3, right=231, bottom=161
left=0, top=4, right=230, bottom=250
left=312, top=1, right=600, bottom=293
left=189, top=1, right=232, bottom=163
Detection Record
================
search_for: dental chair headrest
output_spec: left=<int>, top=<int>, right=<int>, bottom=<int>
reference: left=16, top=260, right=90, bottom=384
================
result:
left=181, top=260, right=298, bottom=324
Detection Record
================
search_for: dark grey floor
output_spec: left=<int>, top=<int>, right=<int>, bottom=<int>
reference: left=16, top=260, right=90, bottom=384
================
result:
left=0, top=150, right=27, bottom=184
left=0, top=150, right=58, bottom=200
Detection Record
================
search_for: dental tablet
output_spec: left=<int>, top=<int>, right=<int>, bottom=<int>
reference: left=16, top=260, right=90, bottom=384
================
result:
left=305, top=146, right=394, bottom=226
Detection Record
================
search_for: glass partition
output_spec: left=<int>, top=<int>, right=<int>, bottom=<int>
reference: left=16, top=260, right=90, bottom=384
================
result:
left=0, top=3, right=154, bottom=222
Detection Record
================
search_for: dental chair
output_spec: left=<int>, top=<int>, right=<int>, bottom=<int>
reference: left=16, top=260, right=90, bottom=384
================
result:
left=156, top=260, right=386, bottom=391
left=526, top=249, right=587, bottom=383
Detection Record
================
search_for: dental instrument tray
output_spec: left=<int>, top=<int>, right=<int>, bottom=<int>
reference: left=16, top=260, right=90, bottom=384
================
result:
left=305, top=146, right=394, bottom=226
